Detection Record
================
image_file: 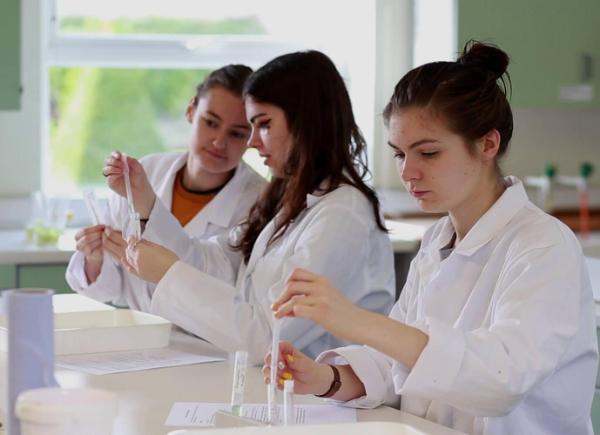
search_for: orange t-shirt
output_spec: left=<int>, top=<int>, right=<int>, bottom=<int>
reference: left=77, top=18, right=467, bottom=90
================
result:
left=171, top=168, right=218, bottom=227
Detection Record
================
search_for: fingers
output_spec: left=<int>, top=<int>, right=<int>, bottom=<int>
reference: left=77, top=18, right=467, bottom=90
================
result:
left=75, top=231, right=104, bottom=256
left=287, top=267, right=320, bottom=283
left=274, top=294, right=319, bottom=319
left=75, top=225, right=105, bottom=241
left=271, top=280, right=320, bottom=311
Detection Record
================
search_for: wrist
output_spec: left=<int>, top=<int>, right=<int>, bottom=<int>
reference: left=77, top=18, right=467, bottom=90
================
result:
left=138, top=193, right=156, bottom=220
left=315, top=364, right=342, bottom=398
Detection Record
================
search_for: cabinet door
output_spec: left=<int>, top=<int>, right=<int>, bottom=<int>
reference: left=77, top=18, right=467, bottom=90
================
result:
left=0, top=0, right=20, bottom=110
left=458, top=0, right=600, bottom=107
left=593, top=388, right=600, bottom=433
left=0, top=264, right=16, bottom=289
left=17, top=264, right=72, bottom=294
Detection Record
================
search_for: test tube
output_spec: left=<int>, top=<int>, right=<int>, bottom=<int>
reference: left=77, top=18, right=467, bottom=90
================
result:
left=230, top=350, right=248, bottom=417
left=267, top=316, right=281, bottom=425
left=283, top=380, right=295, bottom=426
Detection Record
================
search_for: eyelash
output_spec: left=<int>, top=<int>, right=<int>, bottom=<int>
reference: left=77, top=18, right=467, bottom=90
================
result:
left=204, top=118, right=218, bottom=128
left=258, top=121, right=270, bottom=130
left=393, top=151, right=439, bottom=160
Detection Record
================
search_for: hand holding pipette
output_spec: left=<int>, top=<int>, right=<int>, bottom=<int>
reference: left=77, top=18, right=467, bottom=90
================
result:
left=102, top=151, right=157, bottom=220
left=121, top=238, right=179, bottom=283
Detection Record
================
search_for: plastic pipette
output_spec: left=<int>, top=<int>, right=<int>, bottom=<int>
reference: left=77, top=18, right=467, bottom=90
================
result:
left=83, top=190, right=102, bottom=225
left=230, top=350, right=248, bottom=417
left=267, top=316, right=281, bottom=425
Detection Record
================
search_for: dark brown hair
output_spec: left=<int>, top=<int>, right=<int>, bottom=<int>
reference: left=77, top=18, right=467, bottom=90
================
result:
left=194, top=64, right=253, bottom=102
left=234, top=50, right=386, bottom=263
left=383, top=40, right=513, bottom=164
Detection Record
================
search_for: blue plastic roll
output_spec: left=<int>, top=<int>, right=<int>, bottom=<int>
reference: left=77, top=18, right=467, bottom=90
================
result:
left=5, top=289, right=59, bottom=435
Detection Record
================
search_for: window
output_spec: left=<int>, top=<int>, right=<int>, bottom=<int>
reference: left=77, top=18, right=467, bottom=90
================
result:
left=45, top=0, right=376, bottom=194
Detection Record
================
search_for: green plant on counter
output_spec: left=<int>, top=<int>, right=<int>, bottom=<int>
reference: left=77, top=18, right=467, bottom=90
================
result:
left=25, top=219, right=63, bottom=246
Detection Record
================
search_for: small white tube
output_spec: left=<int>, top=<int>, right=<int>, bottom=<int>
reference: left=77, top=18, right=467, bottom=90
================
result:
left=230, top=350, right=248, bottom=417
left=267, top=316, right=281, bottom=425
left=283, top=380, right=294, bottom=426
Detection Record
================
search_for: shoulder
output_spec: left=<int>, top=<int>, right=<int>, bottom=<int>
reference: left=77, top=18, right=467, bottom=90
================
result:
left=139, top=151, right=186, bottom=176
left=503, top=202, right=581, bottom=259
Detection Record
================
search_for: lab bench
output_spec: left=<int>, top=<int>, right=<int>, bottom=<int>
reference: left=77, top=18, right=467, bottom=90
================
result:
left=0, top=330, right=466, bottom=435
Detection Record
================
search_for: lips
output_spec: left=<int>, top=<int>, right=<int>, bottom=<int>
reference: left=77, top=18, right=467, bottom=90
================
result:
left=410, top=190, right=429, bottom=199
left=203, top=148, right=227, bottom=160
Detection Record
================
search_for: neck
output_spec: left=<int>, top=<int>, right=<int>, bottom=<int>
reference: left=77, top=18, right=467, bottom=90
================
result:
left=183, top=156, right=233, bottom=192
left=449, top=174, right=506, bottom=242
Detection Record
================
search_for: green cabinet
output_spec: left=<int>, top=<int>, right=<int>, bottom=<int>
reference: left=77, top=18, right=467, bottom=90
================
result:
left=458, top=0, right=600, bottom=107
left=0, top=0, right=21, bottom=110
left=0, top=264, right=16, bottom=289
left=17, top=264, right=71, bottom=294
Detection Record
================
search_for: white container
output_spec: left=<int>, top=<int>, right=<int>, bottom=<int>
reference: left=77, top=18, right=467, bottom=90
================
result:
left=166, top=421, right=465, bottom=435
left=0, top=299, right=172, bottom=355
left=16, top=388, right=117, bottom=435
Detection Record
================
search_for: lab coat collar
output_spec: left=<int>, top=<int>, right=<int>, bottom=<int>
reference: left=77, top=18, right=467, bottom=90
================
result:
left=186, top=160, right=256, bottom=231
left=155, top=154, right=253, bottom=231
left=427, top=176, right=529, bottom=257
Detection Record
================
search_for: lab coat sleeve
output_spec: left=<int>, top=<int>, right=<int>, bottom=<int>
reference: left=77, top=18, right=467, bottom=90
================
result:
left=65, top=251, right=128, bottom=306
left=151, top=202, right=394, bottom=363
left=316, top=345, right=400, bottom=409
left=399, top=242, right=586, bottom=417
left=142, top=195, right=240, bottom=285
left=64, top=193, right=130, bottom=306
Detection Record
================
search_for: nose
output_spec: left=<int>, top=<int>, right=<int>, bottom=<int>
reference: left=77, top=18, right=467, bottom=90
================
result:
left=398, top=156, right=420, bottom=184
left=212, top=129, right=227, bottom=149
left=247, top=126, right=262, bottom=150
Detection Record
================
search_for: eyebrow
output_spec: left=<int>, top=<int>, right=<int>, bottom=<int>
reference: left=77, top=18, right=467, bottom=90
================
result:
left=387, top=139, right=439, bottom=150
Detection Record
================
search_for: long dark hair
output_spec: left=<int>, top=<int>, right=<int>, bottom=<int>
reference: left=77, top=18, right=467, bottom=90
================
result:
left=234, top=50, right=386, bottom=263
left=383, top=40, right=513, bottom=169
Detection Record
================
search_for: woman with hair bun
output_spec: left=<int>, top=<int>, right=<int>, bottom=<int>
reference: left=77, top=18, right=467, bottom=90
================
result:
left=266, top=41, right=598, bottom=434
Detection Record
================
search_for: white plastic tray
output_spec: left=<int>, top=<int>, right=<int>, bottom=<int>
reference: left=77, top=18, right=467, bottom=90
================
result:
left=0, top=294, right=172, bottom=355
left=167, top=421, right=464, bottom=435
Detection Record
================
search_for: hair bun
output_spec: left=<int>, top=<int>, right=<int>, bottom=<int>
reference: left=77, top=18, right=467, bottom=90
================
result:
left=458, top=40, right=509, bottom=79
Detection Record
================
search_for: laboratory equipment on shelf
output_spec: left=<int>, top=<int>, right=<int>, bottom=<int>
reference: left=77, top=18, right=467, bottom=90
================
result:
left=525, top=163, right=556, bottom=211
left=555, top=162, right=594, bottom=239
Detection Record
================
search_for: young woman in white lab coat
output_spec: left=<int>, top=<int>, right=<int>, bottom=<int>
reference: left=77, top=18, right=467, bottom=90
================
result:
left=120, top=50, right=396, bottom=362
left=265, top=42, right=598, bottom=434
left=65, top=65, right=266, bottom=311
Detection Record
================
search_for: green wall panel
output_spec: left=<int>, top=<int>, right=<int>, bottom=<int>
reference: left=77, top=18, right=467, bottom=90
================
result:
left=458, top=0, right=600, bottom=107
left=0, top=0, right=21, bottom=110
left=17, top=264, right=72, bottom=294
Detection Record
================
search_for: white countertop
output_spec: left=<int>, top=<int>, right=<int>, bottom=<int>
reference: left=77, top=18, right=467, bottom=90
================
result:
left=0, top=330, right=464, bottom=435
left=0, top=229, right=76, bottom=264
left=0, top=222, right=598, bottom=265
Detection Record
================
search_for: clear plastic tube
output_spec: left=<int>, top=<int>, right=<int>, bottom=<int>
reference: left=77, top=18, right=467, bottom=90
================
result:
left=267, top=316, right=281, bottom=425
left=230, top=350, right=248, bottom=416
left=283, top=380, right=294, bottom=426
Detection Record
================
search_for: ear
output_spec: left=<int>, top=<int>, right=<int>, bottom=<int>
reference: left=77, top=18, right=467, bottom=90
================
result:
left=478, top=129, right=501, bottom=161
left=185, top=97, right=198, bottom=124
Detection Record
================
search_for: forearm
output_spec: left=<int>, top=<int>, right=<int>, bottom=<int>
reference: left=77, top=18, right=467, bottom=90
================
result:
left=352, top=309, right=428, bottom=369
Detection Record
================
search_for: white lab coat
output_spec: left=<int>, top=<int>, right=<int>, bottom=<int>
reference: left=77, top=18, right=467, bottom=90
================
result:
left=317, top=177, right=598, bottom=435
left=148, top=183, right=396, bottom=363
left=65, top=152, right=266, bottom=311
